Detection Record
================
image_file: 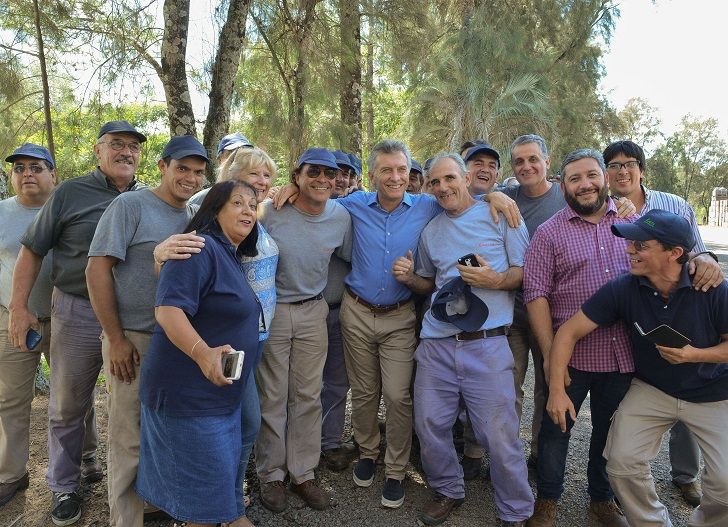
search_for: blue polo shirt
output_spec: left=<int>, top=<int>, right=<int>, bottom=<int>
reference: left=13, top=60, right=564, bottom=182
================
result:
left=582, top=266, right=728, bottom=403
left=140, top=228, right=261, bottom=416
left=339, top=191, right=441, bottom=305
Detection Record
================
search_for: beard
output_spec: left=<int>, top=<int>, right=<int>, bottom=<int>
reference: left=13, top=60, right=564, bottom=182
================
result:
left=565, top=184, right=608, bottom=216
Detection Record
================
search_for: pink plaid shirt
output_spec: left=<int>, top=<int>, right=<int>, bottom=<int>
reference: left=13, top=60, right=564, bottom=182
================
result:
left=524, top=199, right=635, bottom=373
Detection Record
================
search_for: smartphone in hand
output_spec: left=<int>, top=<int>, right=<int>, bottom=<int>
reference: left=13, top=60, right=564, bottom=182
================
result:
left=26, top=329, right=42, bottom=350
left=457, top=253, right=480, bottom=267
left=221, top=350, right=245, bottom=381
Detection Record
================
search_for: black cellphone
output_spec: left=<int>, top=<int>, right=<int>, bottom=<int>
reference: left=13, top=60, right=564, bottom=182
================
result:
left=457, top=253, right=480, bottom=267
left=26, top=328, right=42, bottom=350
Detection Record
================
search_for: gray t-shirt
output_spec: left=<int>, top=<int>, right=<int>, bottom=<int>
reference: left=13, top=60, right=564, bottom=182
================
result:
left=503, top=183, right=566, bottom=238
left=88, top=189, right=196, bottom=332
left=0, top=197, right=53, bottom=317
left=258, top=199, right=352, bottom=303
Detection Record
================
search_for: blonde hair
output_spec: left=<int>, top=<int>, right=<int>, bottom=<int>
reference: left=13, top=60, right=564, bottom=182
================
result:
left=218, top=147, right=277, bottom=182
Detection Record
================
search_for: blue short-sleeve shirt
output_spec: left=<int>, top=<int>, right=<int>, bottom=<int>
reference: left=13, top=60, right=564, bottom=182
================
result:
left=140, top=229, right=261, bottom=416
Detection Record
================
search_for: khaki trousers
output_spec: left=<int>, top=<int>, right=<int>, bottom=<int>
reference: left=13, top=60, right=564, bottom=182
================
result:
left=606, top=378, right=728, bottom=527
left=339, top=293, right=416, bottom=480
left=102, top=330, right=151, bottom=527
left=255, top=299, right=328, bottom=484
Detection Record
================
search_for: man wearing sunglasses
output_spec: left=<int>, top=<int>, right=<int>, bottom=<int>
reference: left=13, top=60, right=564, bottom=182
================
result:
left=548, top=209, right=728, bottom=527
left=8, top=121, right=147, bottom=525
left=603, top=139, right=722, bottom=508
left=255, top=148, right=352, bottom=513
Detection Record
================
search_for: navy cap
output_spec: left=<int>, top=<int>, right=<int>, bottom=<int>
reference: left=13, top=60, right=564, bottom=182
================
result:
left=296, top=148, right=339, bottom=170
left=423, top=157, right=434, bottom=172
left=464, top=143, right=500, bottom=166
left=431, top=277, right=489, bottom=332
left=348, top=154, right=362, bottom=178
left=5, top=143, right=55, bottom=169
left=410, top=159, right=423, bottom=175
left=333, top=150, right=356, bottom=171
left=161, top=135, right=210, bottom=162
left=217, top=132, right=253, bottom=155
left=611, top=209, right=696, bottom=251
left=97, top=120, right=146, bottom=142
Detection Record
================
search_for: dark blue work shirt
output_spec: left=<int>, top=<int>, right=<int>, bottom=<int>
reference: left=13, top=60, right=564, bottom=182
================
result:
left=140, top=229, right=260, bottom=416
left=583, top=266, right=728, bottom=403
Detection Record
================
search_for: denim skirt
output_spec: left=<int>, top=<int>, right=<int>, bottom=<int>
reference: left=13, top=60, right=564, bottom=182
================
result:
left=135, top=403, right=244, bottom=523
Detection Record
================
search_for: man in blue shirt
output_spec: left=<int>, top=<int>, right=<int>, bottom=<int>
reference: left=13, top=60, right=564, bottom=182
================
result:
left=546, top=209, right=728, bottom=527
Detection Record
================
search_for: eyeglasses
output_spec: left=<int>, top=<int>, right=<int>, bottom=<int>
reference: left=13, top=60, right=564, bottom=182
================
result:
left=12, top=164, right=47, bottom=174
left=98, top=140, right=142, bottom=153
left=627, top=239, right=653, bottom=252
left=303, top=166, right=337, bottom=180
left=606, top=161, right=640, bottom=172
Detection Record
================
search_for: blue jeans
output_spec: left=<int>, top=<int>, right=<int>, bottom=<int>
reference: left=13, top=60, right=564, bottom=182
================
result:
left=235, top=342, right=263, bottom=514
left=321, top=306, right=349, bottom=450
left=536, top=367, right=632, bottom=502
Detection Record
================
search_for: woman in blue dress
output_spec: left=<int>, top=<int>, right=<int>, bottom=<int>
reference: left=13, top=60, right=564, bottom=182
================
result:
left=136, top=180, right=261, bottom=527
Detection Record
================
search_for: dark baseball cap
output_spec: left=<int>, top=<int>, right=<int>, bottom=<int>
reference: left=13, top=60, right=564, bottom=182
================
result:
left=431, top=277, right=489, bottom=332
left=296, top=148, right=339, bottom=170
left=611, top=209, right=696, bottom=251
left=5, top=143, right=55, bottom=169
left=97, top=120, right=147, bottom=142
left=463, top=144, right=500, bottom=166
left=410, top=159, right=423, bottom=175
left=333, top=150, right=356, bottom=171
left=161, top=135, right=210, bottom=162
left=217, top=132, right=253, bottom=155
left=348, top=153, right=362, bottom=178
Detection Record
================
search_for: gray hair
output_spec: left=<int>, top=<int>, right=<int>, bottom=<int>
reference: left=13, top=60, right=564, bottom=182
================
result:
left=367, top=139, right=411, bottom=174
left=558, top=148, right=607, bottom=178
left=428, top=152, right=467, bottom=177
left=510, top=134, right=549, bottom=162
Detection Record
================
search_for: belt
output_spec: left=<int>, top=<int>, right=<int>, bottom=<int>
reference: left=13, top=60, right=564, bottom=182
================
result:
left=346, top=287, right=411, bottom=314
left=454, top=326, right=509, bottom=341
left=287, top=293, right=323, bottom=305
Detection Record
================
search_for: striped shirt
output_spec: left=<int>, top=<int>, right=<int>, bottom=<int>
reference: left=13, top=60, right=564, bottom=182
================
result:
left=641, top=185, right=706, bottom=252
left=524, top=199, right=635, bottom=373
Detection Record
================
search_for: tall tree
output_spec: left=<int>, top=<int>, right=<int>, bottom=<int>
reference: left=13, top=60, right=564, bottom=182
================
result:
left=338, top=0, right=362, bottom=155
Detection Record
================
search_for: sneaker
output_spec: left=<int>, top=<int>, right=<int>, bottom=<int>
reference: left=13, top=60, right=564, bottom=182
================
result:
left=526, top=498, right=557, bottom=527
left=419, top=492, right=464, bottom=525
left=353, top=458, right=375, bottom=487
left=51, top=491, right=82, bottom=526
left=673, top=480, right=702, bottom=507
left=260, top=480, right=287, bottom=513
left=80, top=457, right=103, bottom=484
left=321, top=442, right=357, bottom=472
left=0, top=473, right=29, bottom=507
left=381, top=478, right=404, bottom=508
left=461, top=455, right=482, bottom=480
left=290, top=479, right=330, bottom=510
left=589, top=499, right=629, bottom=527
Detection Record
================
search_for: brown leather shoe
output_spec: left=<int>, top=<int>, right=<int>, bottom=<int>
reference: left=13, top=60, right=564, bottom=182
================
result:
left=321, top=442, right=357, bottom=472
left=526, top=498, right=557, bottom=527
left=589, top=499, right=629, bottom=527
left=0, top=473, right=29, bottom=507
left=419, top=492, right=464, bottom=526
left=673, top=480, right=702, bottom=507
left=290, top=479, right=330, bottom=510
left=260, top=480, right=287, bottom=513
left=80, top=456, right=103, bottom=483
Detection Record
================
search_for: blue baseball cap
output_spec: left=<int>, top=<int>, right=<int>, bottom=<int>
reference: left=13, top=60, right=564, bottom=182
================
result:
left=611, top=209, right=696, bottom=251
left=333, top=150, right=356, bottom=171
left=410, top=159, right=423, bottom=175
left=348, top=153, right=362, bottom=178
left=161, top=135, right=210, bottom=162
left=423, top=157, right=434, bottom=172
left=296, top=148, right=339, bottom=170
left=463, top=143, right=500, bottom=166
left=431, top=277, right=489, bottom=332
left=217, top=132, right=253, bottom=156
left=98, top=120, right=147, bottom=142
left=5, top=143, right=55, bottom=169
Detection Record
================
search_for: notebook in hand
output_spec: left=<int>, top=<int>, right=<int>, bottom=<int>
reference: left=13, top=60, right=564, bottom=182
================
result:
left=634, top=322, right=691, bottom=348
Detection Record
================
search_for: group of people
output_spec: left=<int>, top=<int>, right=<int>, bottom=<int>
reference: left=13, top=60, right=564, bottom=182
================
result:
left=0, top=122, right=726, bottom=527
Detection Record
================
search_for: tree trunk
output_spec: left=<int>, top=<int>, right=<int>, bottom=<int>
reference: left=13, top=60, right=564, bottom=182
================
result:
left=338, top=0, right=362, bottom=157
left=364, top=0, right=374, bottom=157
left=32, top=0, right=56, bottom=163
left=202, top=0, right=252, bottom=182
left=161, top=0, right=197, bottom=136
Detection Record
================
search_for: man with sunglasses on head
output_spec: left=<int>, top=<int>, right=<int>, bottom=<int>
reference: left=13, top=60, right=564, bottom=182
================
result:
left=8, top=121, right=147, bottom=526
left=254, top=148, right=352, bottom=513
left=603, top=139, right=723, bottom=508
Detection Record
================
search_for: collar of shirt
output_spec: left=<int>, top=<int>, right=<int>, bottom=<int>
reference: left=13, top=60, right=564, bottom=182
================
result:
left=564, top=195, right=618, bottom=222
left=637, top=264, right=692, bottom=295
left=366, top=191, right=413, bottom=211
left=93, top=167, right=138, bottom=192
